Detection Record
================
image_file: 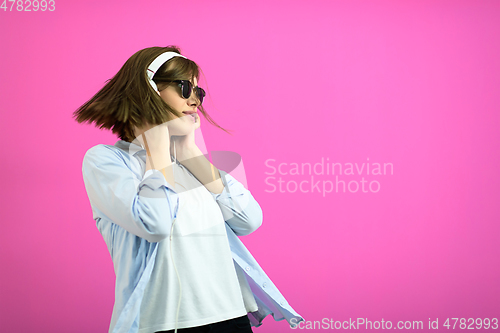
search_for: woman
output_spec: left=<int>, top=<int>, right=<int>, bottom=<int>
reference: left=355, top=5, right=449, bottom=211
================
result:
left=73, top=46, right=303, bottom=333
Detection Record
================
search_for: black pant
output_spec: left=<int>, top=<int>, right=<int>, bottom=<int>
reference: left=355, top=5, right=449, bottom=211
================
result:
left=156, top=315, right=253, bottom=333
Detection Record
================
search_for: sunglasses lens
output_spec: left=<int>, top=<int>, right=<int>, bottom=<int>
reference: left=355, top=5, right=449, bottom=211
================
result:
left=196, top=87, right=205, bottom=105
left=176, top=80, right=204, bottom=105
left=181, top=80, right=192, bottom=99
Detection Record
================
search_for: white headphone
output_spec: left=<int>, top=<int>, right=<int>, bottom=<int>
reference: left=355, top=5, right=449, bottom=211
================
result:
left=147, top=51, right=187, bottom=94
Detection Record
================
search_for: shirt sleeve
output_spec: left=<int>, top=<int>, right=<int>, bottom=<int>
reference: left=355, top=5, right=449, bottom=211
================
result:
left=210, top=169, right=263, bottom=236
left=82, top=145, right=179, bottom=243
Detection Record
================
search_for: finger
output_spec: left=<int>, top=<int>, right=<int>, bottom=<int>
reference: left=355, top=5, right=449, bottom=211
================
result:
left=195, top=114, right=201, bottom=130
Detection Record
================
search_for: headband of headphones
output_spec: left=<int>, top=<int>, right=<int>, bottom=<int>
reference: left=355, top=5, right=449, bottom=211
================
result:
left=147, top=51, right=187, bottom=94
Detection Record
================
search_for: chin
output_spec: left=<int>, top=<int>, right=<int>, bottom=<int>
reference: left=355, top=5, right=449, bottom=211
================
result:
left=169, top=125, right=194, bottom=136
left=168, top=117, right=195, bottom=136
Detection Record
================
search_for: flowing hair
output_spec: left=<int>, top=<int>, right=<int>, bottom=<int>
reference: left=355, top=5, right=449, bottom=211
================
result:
left=73, top=45, right=231, bottom=143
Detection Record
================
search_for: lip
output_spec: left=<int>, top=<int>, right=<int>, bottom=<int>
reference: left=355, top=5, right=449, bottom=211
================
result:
left=182, top=111, right=198, bottom=122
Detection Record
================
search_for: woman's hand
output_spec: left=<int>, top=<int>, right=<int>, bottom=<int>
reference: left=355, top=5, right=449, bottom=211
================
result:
left=133, top=122, right=171, bottom=154
left=168, top=114, right=224, bottom=194
left=133, top=122, right=173, bottom=176
left=170, top=113, right=201, bottom=161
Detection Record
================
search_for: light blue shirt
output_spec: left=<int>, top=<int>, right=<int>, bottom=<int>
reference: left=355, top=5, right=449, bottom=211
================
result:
left=81, top=140, right=304, bottom=333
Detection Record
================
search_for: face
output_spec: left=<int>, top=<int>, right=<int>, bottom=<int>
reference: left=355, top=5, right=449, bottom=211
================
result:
left=159, top=77, right=201, bottom=136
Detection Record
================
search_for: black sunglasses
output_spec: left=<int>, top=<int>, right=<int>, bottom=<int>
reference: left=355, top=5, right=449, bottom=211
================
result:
left=171, top=80, right=206, bottom=105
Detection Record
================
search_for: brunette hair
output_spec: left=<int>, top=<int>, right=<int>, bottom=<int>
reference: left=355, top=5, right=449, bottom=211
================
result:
left=72, top=45, right=231, bottom=143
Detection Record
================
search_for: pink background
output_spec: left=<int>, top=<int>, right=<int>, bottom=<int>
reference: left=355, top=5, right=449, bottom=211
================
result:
left=1, top=0, right=499, bottom=332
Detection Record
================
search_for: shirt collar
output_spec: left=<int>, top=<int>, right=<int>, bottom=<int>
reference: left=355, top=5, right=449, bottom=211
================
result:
left=114, top=139, right=145, bottom=156
left=114, top=139, right=177, bottom=165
